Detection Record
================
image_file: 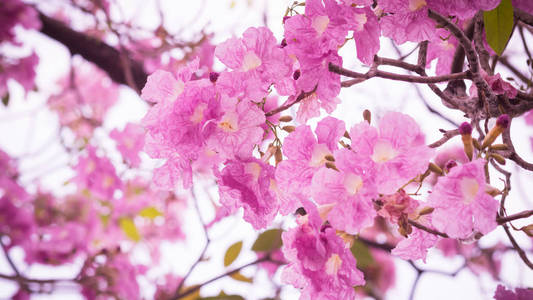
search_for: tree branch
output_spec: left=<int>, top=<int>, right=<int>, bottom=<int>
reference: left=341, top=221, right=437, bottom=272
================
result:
left=38, top=12, right=147, bottom=92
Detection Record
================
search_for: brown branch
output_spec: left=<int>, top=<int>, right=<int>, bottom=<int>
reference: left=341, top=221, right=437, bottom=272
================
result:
left=265, top=86, right=317, bottom=117
left=38, top=12, right=147, bottom=92
left=428, top=9, right=497, bottom=103
left=329, top=63, right=470, bottom=84
left=173, top=255, right=274, bottom=300
left=497, top=210, right=533, bottom=224
left=173, top=187, right=211, bottom=297
left=408, top=219, right=450, bottom=238
left=515, top=8, right=533, bottom=27
left=428, top=129, right=460, bottom=148
left=501, top=123, right=533, bottom=171
left=502, top=223, right=533, bottom=269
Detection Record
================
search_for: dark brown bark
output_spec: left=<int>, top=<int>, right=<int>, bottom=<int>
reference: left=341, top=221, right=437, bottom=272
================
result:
left=38, top=12, right=147, bottom=92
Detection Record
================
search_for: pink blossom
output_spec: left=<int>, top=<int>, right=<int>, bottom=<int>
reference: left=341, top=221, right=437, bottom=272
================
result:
left=281, top=201, right=365, bottom=300
left=349, top=112, right=434, bottom=194
left=377, top=190, right=420, bottom=223
left=31, top=222, right=88, bottom=265
left=494, top=284, right=533, bottom=300
left=429, top=159, right=499, bottom=239
left=513, top=0, right=533, bottom=15
left=0, top=0, right=41, bottom=42
left=110, top=123, right=145, bottom=167
left=74, top=147, right=122, bottom=200
left=485, top=73, right=518, bottom=98
left=346, top=6, right=380, bottom=65
left=0, top=52, right=39, bottom=97
left=276, top=118, right=345, bottom=214
left=392, top=227, right=439, bottom=261
left=427, top=29, right=458, bottom=75
left=311, top=148, right=378, bottom=234
left=216, top=157, right=278, bottom=229
left=215, top=27, right=294, bottom=99
left=206, top=96, right=265, bottom=160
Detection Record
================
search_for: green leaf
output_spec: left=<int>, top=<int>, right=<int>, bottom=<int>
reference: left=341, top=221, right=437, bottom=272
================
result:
left=251, top=229, right=283, bottom=252
left=350, top=239, right=374, bottom=270
left=139, top=206, right=163, bottom=219
left=119, top=217, right=141, bottom=242
left=483, top=0, right=514, bottom=56
left=229, top=272, right=253, bottom=284
left=1, top=93, right=9, bottom=106
left=224, top=241, right=243, bottom=267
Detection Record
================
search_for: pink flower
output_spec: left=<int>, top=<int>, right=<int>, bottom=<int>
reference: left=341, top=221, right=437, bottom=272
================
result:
left=281, top=202, right=365, bottom=300
left=377, top=190, right=420, bottom=224
left=494, top=284, right=533, bottom=300
left=346, top=6, right=380, bottom=65
left=216, top=157, right=278, bottom=229
left=142, top=77, right=219, bottom=189
left=429, top=159, right=499, bottom=239
left=215, top=27, right=294, bottom=99
left=427, top=29, right=458, bottom=75
left=74, top=147, right=122, bottom=199
left=513, top=0, right=533, bottom=15
left=0, top=0, right=41, bottom=42
left=110, top=123, right=145, bottom=167
left=206, top=96, right=265, bottom=160
left=349, top=112, right=434, bottom=194
left=276, top=117, right=345, bottom=214
left=311, top=148, right=378, bottom=234
left=0, top=52, right=39, bottom=98
left=392, top=227, right=439, bottom=261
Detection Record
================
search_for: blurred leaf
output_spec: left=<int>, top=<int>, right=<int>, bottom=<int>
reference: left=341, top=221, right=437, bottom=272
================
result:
left=200, top=290, right=245, bottom=300
left=229, top=271, right=253, bottom=283
left=181, top=285, right=201, bottom=300
left=139, top=206, right=163, bottom=219
left=350, top=239, right=374, bottom=270
left=483, top=0, right=514, bottom=55
left=251, top=229, right=283, bottom=252
left=119, top=217, right=141, bottom=242
left=2, top=93, right=9, bottom=106
left=224, top=241, right=243, bottom=267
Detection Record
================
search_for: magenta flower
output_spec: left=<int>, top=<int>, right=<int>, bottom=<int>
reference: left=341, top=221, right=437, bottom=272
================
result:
left=276, top=117, right=345, bottom=214
left=429, top=159, right=499, bottom=239
left=215, top=27, right=294, bottom=99
left=216, top=157, right=278, bottom=229
left=494, top=284, right=533, bottom=300
left=281, top=201, right=365, bottom=300
left=74, top=147, right=122, bottom=200
left=311, top=148, right=378, bottom=234
left=206, top=95, right=265, bottom=160
left=110, top=123, right=145, bottom=167
left=392, top=227, right=439, bottom=261
left=349, top=112, right=434, bottom=194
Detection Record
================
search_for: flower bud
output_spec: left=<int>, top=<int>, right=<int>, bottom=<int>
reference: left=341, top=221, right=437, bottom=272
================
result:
left=489, top=153, right=506, bottom=165
left=363, top=109, right=371, bottom=124
left=282, top=125, right=295, bottom=133
left=325, top=161, right=339, bottom=171
left=325, top=154, right=335, bottom=162
left=275, top=147, right=283, bottom=165
left=428, top=162, right=443, bottom=175
left=459, top=122, right=474, bottom=161
left=481, top=114, right=510, bottom=149
left=343, top=131, right=350, bottom=139
left=293, top=69, right=301, bottom=80
left=209, top=72, right=219, bottom=83
left=278, top=115, right=293, bottom=122
left=444, top=160, right=458, bottom=173
left=489, top=143, right=508, bottom=151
